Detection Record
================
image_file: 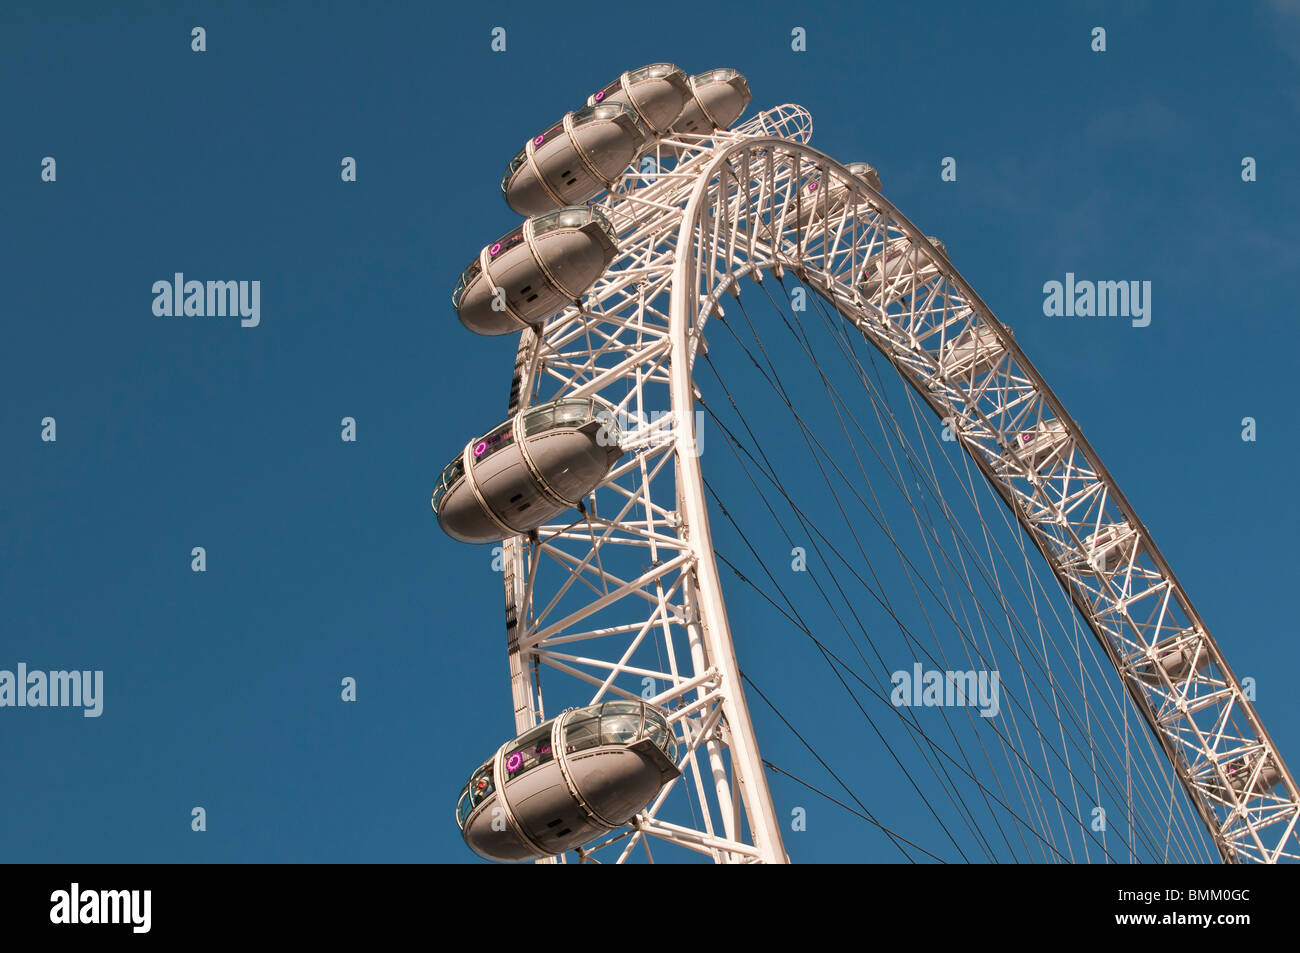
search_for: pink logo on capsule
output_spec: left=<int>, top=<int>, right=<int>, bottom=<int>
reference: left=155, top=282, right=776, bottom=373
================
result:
left=474, top=440, right=488, bottom=457
left=489, top=242, right=501, bottom=257
left=505, top=752, right=524, bottom=773
left=808, top=181, right=818, bottom=192
left=593, top=90, right=605, bottom=102
left=534, top=134, right=545, bottom=146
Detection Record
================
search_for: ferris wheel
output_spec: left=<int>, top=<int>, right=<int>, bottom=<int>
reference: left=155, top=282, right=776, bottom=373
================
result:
left=433, top=64, right=1300, bottom=864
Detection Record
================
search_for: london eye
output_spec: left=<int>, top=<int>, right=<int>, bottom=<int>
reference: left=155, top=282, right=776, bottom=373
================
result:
left=433, top=65, right=1300, bottom=864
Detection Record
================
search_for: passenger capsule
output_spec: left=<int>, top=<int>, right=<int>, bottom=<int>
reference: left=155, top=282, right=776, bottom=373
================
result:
left=940, top=321, right=1012, bottom=380
left=669, top=68, right=752, bottom=138
left=432, top=397, right=623, bottom=543
left=1211, top=753, right=1285, bottom=798
left=859, top=236, right=946, bottom=306
left=1064, top=521, right=1143, bottom=574
left=1134, top=630, right=1211, bottom=686
left=796, top=162, right=884, bottom=228
left=502, top=102, right=651, bottom=216
left=456, top=701, right=680, bottom=862
left=453, top=207, right=619, bottom=335
left=845, top=162, right=883, bottom=192
left=587, top=63, right=692, bottom=134
left=999, top=419, right=1070, bottom=474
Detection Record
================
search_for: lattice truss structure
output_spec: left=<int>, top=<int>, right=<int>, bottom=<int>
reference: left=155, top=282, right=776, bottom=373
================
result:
left=494, top=104, right=1299, bottom=864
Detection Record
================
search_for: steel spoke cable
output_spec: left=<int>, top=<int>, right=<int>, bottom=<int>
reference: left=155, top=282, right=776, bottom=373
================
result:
left=740, top=672, right=949, bottom=863
left=696, top=339, right=989, bottom=860
left=710, top=501, right=1074, bottom=863
left=800, top=277, right=1213, bottom=862
left=695, top=295, right=1179, bottom=863
left=696, top=387, right=1126, bottom=863
left=710, top=530, right=1084, bottom=863
left=757, top=281, right=1063, bottom=861
left=697, top=367, right=1127, bottom=860
left=730, top=289, right=1015, bottom=860
left=777, top=275, right=1208, bottom=860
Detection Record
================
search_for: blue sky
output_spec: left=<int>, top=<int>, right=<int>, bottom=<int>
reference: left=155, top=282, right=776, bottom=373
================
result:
left=1, top=1, right=1297, bottom=862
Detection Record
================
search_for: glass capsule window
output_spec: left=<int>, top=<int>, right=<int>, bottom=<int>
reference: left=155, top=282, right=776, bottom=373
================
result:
left=502, top=723, right=555, bottom=780
left=471, top=419, right=515, bottom=462
left=553, top=207, right=589, bottom=229
left=562, top=710, right=602, bottom=753
left=528, top=206, right=617, bottom=247
left=521, top=398, right=606, bottom=436
left=644, top=707, right=676, bottom=760
left=453, top=224, right=527, bottom=309
left=451, top=259, right=481, bottom=310
left=553, top=398, right=595, bottom=427
left=456, top=763, right=496, bottom=830
left=560, top=701, right=678, bottom=762
left=695, top=68, right=738, bottom=86
left=590, top=77, right=623, bottom=104
left=599, top=701, right=643, bottom=746
left=591, top=210, right=617, bottom=246
left=627, top=63, right=679, bottom=83
left=536, top=117, right=567, bottom=148
left=529, top=207, right=581, bottom=235
left=643, top=713, right=674, bottom=757
left=692, top=68, right=749, bottom=102
left=521, top=404, right=557, bottom=436
left=570, top=101, right=649, bottom=143
left=501, top=149, right=529, bottom=193
left=432, top=457, right=466, bottom=514
left=572, top=101, right=623, bottom=126
left=487, top=226, right=527, bottom=260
